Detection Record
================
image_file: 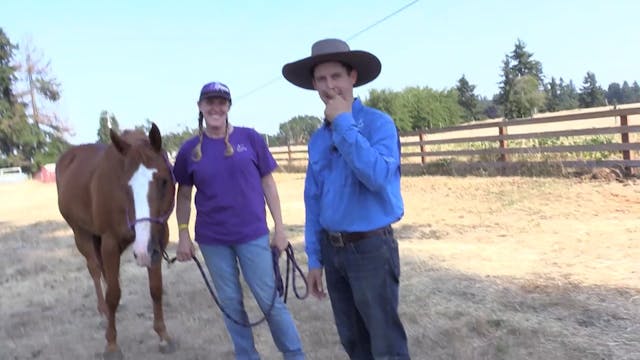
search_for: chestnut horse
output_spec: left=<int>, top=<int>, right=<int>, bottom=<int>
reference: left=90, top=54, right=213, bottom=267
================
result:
left=56, top=123, right=177, bottom=359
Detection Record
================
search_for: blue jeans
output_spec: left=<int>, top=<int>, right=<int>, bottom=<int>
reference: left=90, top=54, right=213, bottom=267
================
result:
left=200, top=234, right=305, bottom=360
left=321, top=227, right=410, bottom=360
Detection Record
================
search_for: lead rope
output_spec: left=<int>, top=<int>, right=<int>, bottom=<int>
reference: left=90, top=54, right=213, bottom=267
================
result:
left=163, top=243, right=308, bottom=327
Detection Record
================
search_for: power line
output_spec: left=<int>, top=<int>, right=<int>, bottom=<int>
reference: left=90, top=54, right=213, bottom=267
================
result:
left=235, top=0, right=420, bottom=101
left=346, top=0, right=419, bottom=41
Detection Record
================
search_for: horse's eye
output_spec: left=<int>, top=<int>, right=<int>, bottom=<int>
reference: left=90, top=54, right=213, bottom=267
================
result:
left=158, top=178, right=168, bottom=193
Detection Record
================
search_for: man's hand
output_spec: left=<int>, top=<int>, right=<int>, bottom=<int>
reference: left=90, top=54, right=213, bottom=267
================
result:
left=307, top=268, right=326, bottom=299
left=324, top=88, right=351, bottom=122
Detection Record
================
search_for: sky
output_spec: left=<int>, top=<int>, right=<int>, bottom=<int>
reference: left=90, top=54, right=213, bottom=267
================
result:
left=2, top=0, right=639, bottom=144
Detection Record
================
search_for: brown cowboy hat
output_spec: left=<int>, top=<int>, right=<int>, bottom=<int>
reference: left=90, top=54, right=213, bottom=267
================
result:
left=282, top=38, right=381, bottom=90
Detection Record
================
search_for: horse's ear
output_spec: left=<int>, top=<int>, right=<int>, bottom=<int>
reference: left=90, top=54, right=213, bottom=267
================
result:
left=149, top=122, right=162, bottom=153
left=110, top=128, right=131, bottom=155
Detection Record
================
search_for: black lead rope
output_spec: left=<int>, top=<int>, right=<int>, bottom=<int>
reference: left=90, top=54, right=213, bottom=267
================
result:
left=163, top=243, right=308, bottom=328
left=280, top=244, right=309, bottom=303
left=191, top=252, right=277, bottom=327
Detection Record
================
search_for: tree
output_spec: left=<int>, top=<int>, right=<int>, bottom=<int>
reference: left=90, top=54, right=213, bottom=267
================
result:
left=632, top=81, right=640, bottom=103
left=367, top=87, right=463, bottom=131
left=509, top=75, right=546, bottom=117
left=606, top=82, right=623, bottom=106
left=97, top=111, right=121, bottom=144
left=397, top=86, right=462, bottom=130
left=496, top=39, right=545, bottom=119
left=15, top=39, right=70, bottom=137
left=278, top=115, right=321, bottom=145
left=545, top=77, right=561, bottom=112
left=0, top=28, right=44, bottom=170
left=0, top=28, right=70, bottom=173
left=509, top=39, right=543, bottom=82
left=479, top=96, right=500, bottom=119
left=134, top=118, right=153, bottom=134
left=557, top=78, right=579, bottom=110
left=578, top=71, right=606, bottom=108
left=620, top=81, right=633, bottom=104
left=495, top=54, right=515, bottom=113
left=162, top=125, right=198, bottom=155
left=365, top=89, right=410, bottom=130
left=456, top=75, right=478, bottom=121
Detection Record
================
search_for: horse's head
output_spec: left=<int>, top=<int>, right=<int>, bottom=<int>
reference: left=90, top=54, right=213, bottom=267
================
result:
left=110, top=123, right=175, bottom=267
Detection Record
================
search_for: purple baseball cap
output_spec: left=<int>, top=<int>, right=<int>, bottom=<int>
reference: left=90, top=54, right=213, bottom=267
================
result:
left=199, top=81, right=232, bottom=104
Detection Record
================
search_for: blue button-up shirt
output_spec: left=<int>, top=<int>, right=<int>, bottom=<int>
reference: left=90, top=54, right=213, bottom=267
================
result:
left=304, top=98, right=404, bottom=269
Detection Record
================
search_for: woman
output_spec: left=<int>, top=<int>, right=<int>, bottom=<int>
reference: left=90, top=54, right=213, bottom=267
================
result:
left=173, top=81, right=305, bottom=360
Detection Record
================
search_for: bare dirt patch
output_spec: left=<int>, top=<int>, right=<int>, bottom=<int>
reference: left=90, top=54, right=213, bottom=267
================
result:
left=1, top=174, right=639, bottom=359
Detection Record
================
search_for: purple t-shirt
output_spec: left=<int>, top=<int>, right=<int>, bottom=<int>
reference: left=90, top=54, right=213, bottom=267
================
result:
left=173, top=127, right=277, bottom=245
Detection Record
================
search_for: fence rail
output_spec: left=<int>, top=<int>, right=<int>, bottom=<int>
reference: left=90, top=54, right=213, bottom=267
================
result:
left=270, top=104, right=640, bottom=175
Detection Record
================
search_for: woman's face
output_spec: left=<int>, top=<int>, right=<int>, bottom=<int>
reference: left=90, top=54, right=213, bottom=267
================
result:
left=198, top=97, right=230, bottom=128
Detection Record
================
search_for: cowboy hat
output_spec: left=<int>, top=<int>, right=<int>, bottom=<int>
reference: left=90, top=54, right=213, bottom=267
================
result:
left=282, top=38, right=381, bottom=90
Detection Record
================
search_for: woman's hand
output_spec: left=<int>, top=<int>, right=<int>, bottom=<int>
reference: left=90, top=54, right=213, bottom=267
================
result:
left=176, top=230, right=195, bottom=262
left=271, top=226, right=288, bottom=253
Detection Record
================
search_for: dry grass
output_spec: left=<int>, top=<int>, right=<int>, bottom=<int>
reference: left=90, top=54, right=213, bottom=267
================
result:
left=2, top=174, right=640, bottom=360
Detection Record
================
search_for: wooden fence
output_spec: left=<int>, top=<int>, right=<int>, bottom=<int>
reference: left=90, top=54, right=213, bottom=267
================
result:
left=270, top=105, right=640, bottom=176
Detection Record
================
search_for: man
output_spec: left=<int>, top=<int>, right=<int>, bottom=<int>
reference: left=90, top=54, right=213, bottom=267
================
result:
left=282, top=38, right=410, bottom=359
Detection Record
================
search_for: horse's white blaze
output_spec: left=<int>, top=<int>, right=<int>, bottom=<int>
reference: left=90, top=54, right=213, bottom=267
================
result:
left=129, top=164, right=157, bottom=266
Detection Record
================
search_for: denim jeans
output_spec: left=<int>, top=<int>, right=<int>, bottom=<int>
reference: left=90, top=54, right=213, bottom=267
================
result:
left=321, top=227, right=410, bottom=360
left=200, top=234, right=305, bottom=360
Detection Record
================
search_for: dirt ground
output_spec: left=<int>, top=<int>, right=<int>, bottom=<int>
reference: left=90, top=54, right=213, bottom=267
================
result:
left=1, top=173, right=640, bottom=360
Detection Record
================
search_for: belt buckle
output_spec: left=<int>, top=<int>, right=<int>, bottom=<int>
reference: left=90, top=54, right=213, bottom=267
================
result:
left=328, top=232, right=345, bottom=247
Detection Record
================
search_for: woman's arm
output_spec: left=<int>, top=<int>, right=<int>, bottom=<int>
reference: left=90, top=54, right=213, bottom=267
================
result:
left=175, top=184, right=195, bottom=261
left=261, top=173, right=287, bottom=252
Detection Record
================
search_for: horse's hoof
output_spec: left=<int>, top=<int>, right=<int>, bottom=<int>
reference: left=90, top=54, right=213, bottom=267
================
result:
left=103, top=348, right=124, bottom=360
left=159, top=338, right=178, bottom=354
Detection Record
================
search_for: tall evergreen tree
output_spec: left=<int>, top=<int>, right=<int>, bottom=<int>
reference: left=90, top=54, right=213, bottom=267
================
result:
left=497, top=39, right=545, bottom=119
left=557, top=78, right=579, bottom=110
left=455, top=74, right=478, bottom=121
left=495, top=55, right=514, bottom=112
left=632, top=81, right=640, bottom=103
left=545, top=77, right=561, bottom=112
left=606, top=82, right=623, bottom=106
left=509, top=39, right=544, bottom=82
left=620, top=81, right=633, bottom=104
left=578, top=71, right=606, bottom=108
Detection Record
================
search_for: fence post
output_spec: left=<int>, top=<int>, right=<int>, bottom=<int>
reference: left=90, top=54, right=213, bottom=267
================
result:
left=498, top=124, right=508, bottom=163
left=620, top=114, right=633, bottom=175
left=287, top=143, right=292, bottom=167
left=419, top=131, right=426, bottom=165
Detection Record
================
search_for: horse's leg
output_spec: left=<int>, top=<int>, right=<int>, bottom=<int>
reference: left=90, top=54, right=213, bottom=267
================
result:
left=101, top=236, right=124, bottom=359
left=148, top=261, right=177, bottom=353
left=73, top=229, right=108, bottom=317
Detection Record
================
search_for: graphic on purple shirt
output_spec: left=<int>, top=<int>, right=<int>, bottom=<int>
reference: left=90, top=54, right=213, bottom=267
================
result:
left=173, top=127, right=277, bottom=245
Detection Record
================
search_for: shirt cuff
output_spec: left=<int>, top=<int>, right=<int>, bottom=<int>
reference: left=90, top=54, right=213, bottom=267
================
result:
left=307, top=257, right=322, bottom=270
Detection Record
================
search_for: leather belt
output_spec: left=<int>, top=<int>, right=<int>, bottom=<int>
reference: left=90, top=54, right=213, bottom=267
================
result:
left=325, top=225, right=392, bottom=247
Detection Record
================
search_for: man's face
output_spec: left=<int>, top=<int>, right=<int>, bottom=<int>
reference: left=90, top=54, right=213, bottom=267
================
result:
left=312, top=61, right=357, bottom=104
